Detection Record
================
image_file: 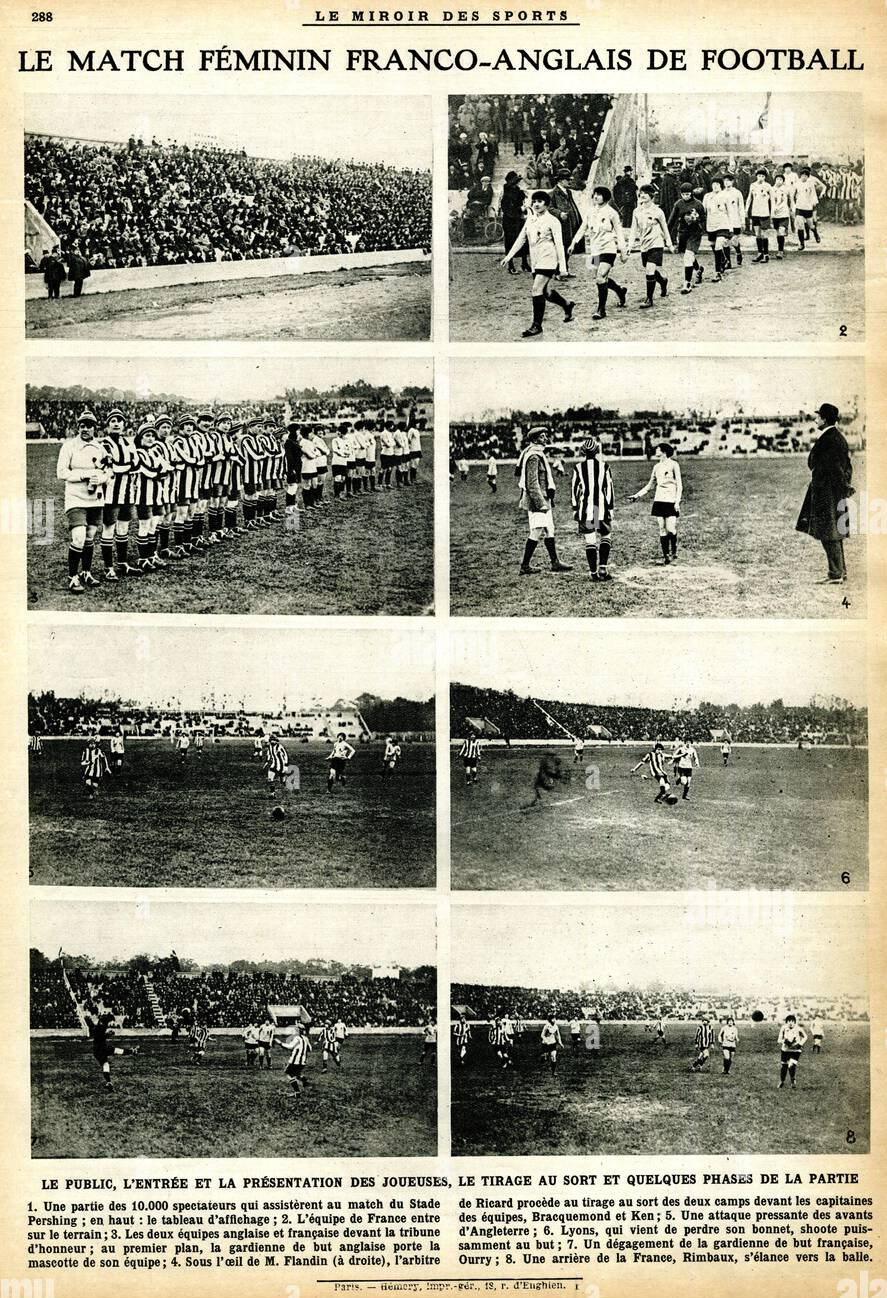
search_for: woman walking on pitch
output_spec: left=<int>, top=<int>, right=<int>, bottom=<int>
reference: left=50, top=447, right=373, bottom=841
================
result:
left=568, top=185, right=628, bottom=323
left=630, top=441, right=683, bottom=564
left=500, top=170, right=529, bottom=274
left=500, top=191, right=575, bottom=338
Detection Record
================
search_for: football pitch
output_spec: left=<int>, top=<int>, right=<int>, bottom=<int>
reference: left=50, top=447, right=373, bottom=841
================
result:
left=450, top=455, right=867, bottom=619
left=29, top=739, right=435, bottom=889
left=450, top=244, right=863, bottom=342
left=25, top=262, right=432, bottom=341
left=451, top=1021, right=869, bottom=1156
left=31, top=1033, right=436, bottom=1158
left=28, top=440, right=434, bottom=616
left=451, top=745, right=867, bottom=891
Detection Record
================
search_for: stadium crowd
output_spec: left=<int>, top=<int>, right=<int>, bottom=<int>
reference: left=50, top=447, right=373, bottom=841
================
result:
left=453, top=983, right=869, bottom=1024
left=448, top=94, right=612, bottom=192
left=25, top=134, right=432, bottom=272
left=30, top=953, right=434, bottom=1030
left=451, top=684, right=867, bottom=746
left=449, top=407, right=863, bottom=461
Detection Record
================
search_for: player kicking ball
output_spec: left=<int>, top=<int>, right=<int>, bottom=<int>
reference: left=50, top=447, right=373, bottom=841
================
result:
left=88, top=1012, right=140, bottom=1092
left=631, top=742, right=679, bottom=805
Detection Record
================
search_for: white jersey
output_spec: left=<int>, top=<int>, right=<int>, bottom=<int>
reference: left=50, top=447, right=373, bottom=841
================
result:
left=56, top=436, right=110, bottom=510
left=702, top=190, right=731, bottom=233
left=722, top=186, right=744, bottom=227
left=795, top=176, right=822, bottom=210
left=329, top=739, right=355, bottom=762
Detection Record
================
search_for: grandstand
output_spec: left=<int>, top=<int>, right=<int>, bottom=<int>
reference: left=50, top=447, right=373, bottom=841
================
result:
left=25, top=133, right=431, bottom=270
left=26, top=383, right=432, bottom=442
left=450, top=405, right=865, bottom=462
left=31, top=952, right=434, bottom=1031
left=452, top=982, right=868, bottom=1024
left=451, top=683, right=867, bottom=747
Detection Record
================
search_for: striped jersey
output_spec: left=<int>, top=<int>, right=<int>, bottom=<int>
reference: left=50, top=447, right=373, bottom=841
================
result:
left=646, top=748, right=668, bottom=780
left=571, top=456, right=614, bottom=530
left=695, top=1022, right=714, bottom=1050
left=459, top=737, right=481, bottom=762
left=286, top=1034, right=312, bottom=1066
left=454, top=1020, right=472, bottom=1046
left=320, top=1025, right=338, bottom=1049
left=264, top=741, right=289, bottom=773
left=101, top=434, right=138, bottom=506
left=81, top=746, right=110, bottom=779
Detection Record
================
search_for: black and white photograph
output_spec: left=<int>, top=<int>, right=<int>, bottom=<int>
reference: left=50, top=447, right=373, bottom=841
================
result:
left=25, top=94, right=432, bottom=340
left=27, top=356, right=433, bottom=615
left=450, top=621, right=867, bottom=892
left=449, top=356, right=865, bottom=619
left=28, top=622, right=435, bottom=889
left=451, top=896, right=869, bottom=1156
left=31, top=895, right=437, bottom=1158
left=449, top=93, right=863, bottom=341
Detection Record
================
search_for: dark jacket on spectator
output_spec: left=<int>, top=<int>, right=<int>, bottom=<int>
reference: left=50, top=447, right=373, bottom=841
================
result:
left=796, top=425, right=854, bottom=542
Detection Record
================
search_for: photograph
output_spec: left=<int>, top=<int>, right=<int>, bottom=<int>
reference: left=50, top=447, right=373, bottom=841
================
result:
left=25, top=94, right=431, bottom=340
left=28, top=622, right=435, bottom=889
left=451, top=897, right=869, bottom=1156
left=449, top=356, right=866, bottom=618
left=449, top=93, right=863, bottom=341
left=450, top=621, right=867, bottom=891
left=31, top=896, right=437, bottom=1158
left=27, top=356, right=433, bottom=615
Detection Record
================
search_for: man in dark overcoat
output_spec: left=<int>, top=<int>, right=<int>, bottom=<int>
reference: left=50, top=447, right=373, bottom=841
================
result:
left=796, top=402, right=854, bottom=583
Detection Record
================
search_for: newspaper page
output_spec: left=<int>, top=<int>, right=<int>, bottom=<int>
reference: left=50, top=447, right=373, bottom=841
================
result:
left=0, top=1, right=884, bottom=1298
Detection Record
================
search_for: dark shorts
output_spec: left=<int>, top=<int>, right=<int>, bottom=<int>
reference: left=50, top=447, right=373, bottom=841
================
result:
left=329, top=757, right=346, bottom=775
left=751, top=215, right=771, bottom=229
left=773, top=217, right=789, bottom=231
left=286, top=467, right=301, bottom=485
left=66, top=505, right=102, bottom=527
left=651, top=501, right=678, bottom=518
left=135, top=503, right=154, bottom=520
left=707, top=229, right=730, bottom=243
left=592, top=252, right=617, bottom=266
left=535, top=267, right=557, bottom=280
left=732, top=226, right=743, bottom=235
left=103, top=502, right=133, bottom=524
left=285, top=1061, right=304, bottom=1078
left=462, top=756, right=477, bottom=769
left=381, top=454, right=394, bottom=468
left=641, top=248, right=664, bottom=268
left=677, top=230, right=702, bottom=253
left=780, top=1049, right=802, bottom=1063
left=796, top=208, right=813, bottom=219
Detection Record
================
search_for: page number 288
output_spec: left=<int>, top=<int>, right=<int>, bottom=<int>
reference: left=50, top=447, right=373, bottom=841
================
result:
left=31, top=11, right=53, bottom=18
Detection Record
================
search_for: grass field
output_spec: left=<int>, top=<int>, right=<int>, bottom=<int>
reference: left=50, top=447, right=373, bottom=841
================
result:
left=28, top=440, right=434, bottom=615
left=29, top=739, right=435, bottom=888
left=25, top=262, right=432, bottom=341
left=450, top=245, right=863, bottom=342
left=451, top=745, right=867, bottom=891
left=32, top=1032, right=436, bottom=1158
left=451, top=455, right=866, bottom=618
left=452, top=1020, right=869, bottom=1156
